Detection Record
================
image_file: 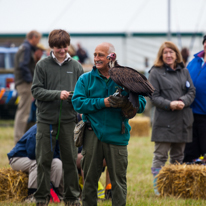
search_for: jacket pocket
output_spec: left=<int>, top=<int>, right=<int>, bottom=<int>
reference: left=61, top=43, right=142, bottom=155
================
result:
left=36, top=132, right=43, bottom=140
left=183, top=108, right=193, bottom=128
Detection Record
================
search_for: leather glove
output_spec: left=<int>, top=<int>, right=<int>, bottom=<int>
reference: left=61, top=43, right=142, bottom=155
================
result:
left=122, top=101, right=137, bottom=119
left=67, top=93, right=73, bottom=103
left=108, top=95, right=128, bottom=108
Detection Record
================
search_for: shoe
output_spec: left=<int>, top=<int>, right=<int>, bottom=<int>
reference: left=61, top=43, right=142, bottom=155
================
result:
left=65, top=199, right=82, bottom=206
left=151, top=167, right=161, bottom=195
left=25, top=194, right=36, bottom=203
left=105, top=189, right=112, bottom=199
left=36, top=203, right=47, bottom=206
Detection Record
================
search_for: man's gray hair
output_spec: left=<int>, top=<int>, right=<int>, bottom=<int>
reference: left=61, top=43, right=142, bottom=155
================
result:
left=108, top=44, right=115, bottom=54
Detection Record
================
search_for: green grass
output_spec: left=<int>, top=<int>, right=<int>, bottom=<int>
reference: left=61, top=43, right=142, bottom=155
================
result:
left=1, top=125, right=206, bottom=205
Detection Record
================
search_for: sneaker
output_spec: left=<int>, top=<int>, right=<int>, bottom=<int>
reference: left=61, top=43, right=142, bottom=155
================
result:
left=25, top=194, right=36, bottom=203
left=65, top=199, right=82, bottom=206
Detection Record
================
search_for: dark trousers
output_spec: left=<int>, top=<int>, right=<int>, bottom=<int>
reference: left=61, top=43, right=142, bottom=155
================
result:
left=34, top=122, right=80, bottom=204
left=82, top=129, right=128, bottom=206
left=183, top=113, right=206, bottom=162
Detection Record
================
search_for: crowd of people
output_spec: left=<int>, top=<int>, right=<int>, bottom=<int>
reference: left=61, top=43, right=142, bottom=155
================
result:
left=8, top=28, right=206, bottom=206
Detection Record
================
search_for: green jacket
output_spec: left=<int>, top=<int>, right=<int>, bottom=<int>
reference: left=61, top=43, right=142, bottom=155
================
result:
left=72, top=67, right=146, bottom=146
left=31, top=55, right=84, bottom=124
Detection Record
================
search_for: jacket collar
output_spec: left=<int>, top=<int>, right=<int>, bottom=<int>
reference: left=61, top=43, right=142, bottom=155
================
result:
left=23, top=40, right=36, bottom=52
left=163, top=62, right=184, bottom=72
left=149, top=62, right=184, bottom=73
left=194, top=50, right=204, bottom=58
left=91, top=66, right=103, bottom=78
left=50, top=51, right=71, bottom=65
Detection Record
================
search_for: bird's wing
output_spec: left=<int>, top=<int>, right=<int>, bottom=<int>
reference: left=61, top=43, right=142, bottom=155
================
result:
left=109, top=66, right=154, bottom=95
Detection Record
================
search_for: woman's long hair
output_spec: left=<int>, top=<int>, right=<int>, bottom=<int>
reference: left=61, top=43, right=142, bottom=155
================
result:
left=154, top=41, right=183, bottom=68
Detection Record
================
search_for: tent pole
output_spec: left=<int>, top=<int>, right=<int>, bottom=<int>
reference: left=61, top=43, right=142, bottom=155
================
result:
left=168, top=0, right=171, bottom=40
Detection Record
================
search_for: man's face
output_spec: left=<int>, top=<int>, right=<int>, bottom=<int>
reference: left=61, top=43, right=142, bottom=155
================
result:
left=32, top=36, right=41, bottom=46
left=53, top=46, right=69, bottom=61
left=94, top=45, right=110, bottom=70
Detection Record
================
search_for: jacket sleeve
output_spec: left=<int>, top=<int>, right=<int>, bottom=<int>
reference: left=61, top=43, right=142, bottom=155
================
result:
left=72, top=76, right=106, bottom=114
left=31, top=63, right=61, bottom=101
left=179, top=69, right=196, bottom=107
left=19, top=45, right=33, bottom=83
left=148, top=69, right=171, bottom=111
left=137, top=95, right=146, bottom=113
left=26, top=125, right=37, bottom=160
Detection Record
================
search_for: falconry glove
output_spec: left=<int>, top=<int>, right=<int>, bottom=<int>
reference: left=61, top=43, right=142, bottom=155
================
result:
left=108, top=95, right=128, bottom=108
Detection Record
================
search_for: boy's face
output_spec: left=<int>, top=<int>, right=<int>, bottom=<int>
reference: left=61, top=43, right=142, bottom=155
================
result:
left=52, top=45, right=69, bottom=61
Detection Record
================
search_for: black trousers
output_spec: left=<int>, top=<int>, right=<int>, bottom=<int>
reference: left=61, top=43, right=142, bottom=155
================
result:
left=183, top=113, right=206, bottom=163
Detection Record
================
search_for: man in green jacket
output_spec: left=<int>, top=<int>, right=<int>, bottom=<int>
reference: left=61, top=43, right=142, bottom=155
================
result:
left=31, top=29, right=84, bottom=206
left=72, top=42, right=146, bottom=206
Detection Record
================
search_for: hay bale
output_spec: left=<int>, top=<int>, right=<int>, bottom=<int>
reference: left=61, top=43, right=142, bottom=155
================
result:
left=0, top=168, right=28, bottom=202
left=157, top=164, right=206, bottom=199
left=129, top=116, right=150, bottom=137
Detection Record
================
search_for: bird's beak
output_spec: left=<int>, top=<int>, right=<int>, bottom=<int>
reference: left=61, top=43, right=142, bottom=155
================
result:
left=106, top=55, right=111, bottom=60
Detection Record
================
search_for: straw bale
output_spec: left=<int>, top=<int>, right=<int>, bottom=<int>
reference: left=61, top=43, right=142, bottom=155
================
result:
left=157, top=164, right=206, bottom=199
left=129, top=116, right=150, bottom=137
left=0, top=168, right=28, bottom=202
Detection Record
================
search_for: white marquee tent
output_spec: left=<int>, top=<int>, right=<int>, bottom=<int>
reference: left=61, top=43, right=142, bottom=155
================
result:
left=0, top=0, right=206, bottom=70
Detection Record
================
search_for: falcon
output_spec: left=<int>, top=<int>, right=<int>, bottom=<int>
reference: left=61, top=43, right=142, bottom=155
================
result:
left=107, top=53, right=154, bottom=108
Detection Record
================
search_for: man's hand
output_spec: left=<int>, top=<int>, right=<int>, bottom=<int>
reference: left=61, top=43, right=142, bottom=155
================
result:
left=60, top=90, right=70, bottom=100
left=108, top=95, right=128, bottom=108
left=104, top=97, right=111, bottom=107
left=67, top=91, right=74, bottom=103
left=108, top=95, right=137, bottom=119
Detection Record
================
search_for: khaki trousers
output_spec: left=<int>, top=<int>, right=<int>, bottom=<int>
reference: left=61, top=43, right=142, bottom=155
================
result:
left=14, top=82, right=33, bottom=144
left=10, top=157, right=62, bottom=188
left=152, top=142, right=185, bottom=168
left=82, top=129, right=128, bottom=206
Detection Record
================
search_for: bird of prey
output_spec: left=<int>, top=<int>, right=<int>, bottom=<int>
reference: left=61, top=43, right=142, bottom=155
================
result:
left=107, top=53, right=154, bottom=108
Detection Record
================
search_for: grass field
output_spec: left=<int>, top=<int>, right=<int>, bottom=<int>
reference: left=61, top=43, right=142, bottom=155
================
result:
left=1, top=125, right=206, bottom=206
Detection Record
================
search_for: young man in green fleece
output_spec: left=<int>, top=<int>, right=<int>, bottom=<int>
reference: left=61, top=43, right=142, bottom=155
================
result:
left=72, top=42, right=146, bottom=206
left=31, top=29, right=84, bottom=206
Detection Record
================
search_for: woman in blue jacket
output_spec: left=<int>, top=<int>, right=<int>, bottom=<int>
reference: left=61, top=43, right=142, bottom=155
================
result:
left=184, top=35, right=206, bottom=162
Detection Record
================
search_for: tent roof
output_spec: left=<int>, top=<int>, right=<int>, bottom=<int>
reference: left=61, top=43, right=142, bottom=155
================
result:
left=0, top=0, right=206, bottom=35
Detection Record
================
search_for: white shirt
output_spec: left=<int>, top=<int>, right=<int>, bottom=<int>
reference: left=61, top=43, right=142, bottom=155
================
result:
left=52, top=52, right=71, bottom=66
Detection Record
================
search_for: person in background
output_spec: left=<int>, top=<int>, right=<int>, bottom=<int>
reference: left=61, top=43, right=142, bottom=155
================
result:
left=72, top=42, right=146, bottom=206
left=76, top=43, right=88, bottom=64
left=68, top=44, right=80, bottom=62
left=26, top=43, right=47, bottom=131
left=183, top=35, right=206, bottom=163
left=181, top=47, right=190, bottom=66
left=7, top=124, right=62, bottom=203
left=148, top=41, right=196, bottom=195
left=31, top=29, right=84, bottom=206
left=14, top=30, right=41, bottom=144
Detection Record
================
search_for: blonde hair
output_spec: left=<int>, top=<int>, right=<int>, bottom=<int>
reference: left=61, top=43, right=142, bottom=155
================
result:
left=154, top=41, right=183, bottom=68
